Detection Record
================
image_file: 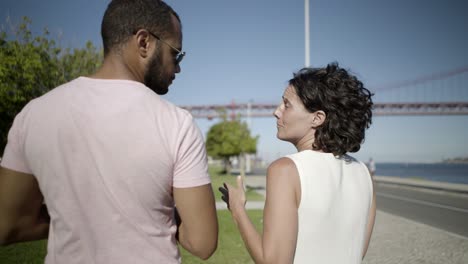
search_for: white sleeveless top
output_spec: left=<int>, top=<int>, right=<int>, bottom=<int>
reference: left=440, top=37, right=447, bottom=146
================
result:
left=286, top=150, right=373, bottom=264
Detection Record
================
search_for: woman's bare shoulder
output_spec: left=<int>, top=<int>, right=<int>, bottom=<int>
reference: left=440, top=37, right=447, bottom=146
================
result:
left=267, top=157, right=298, bottom=180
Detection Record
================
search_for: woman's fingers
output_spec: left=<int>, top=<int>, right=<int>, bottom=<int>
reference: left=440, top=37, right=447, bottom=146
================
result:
left=236, top=175, right=243, bottom=189
left=218, top=180, right=247, bottom=211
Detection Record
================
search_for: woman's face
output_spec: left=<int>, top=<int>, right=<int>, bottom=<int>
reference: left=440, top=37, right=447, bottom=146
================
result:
left=273, top=85, right=316, bottom=146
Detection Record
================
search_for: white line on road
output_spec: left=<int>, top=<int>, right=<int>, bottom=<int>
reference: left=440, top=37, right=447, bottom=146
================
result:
left=377, top=192, right=468, bottom=214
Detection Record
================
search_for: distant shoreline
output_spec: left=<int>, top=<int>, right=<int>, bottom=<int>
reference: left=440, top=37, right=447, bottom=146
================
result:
left=374, top=160, right=468, bottom=165
left=442, top=158, right=468, bottom=164
left=373, top=162, right=468, bottom=185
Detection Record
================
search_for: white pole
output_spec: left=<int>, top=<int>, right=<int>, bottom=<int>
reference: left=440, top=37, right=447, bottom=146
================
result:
left=247, top=100, right=252, bottom=128
left=246, top=101, right=252, bottom=173
left=305, top=0, right=310, bottom=67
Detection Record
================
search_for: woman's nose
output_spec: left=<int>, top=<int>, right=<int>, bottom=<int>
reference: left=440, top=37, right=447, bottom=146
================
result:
left=273, top=106, right=281, bottom=119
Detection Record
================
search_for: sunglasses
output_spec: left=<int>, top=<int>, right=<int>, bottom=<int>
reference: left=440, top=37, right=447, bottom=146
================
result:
left=135, top=29, right=185, bottom=65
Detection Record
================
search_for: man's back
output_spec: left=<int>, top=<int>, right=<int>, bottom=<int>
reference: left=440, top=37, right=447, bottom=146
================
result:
left=3, top=77, right=210, bottom=263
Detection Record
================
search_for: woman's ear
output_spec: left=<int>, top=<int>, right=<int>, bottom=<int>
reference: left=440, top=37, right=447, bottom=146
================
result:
left=311, top=110, right=326, bottom=128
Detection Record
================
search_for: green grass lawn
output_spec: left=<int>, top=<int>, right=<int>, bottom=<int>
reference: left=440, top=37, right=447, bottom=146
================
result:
left=0, top=210, right=263, bottom=264
left=180, top=210, right=262, bottom=264
left=0, top=240, right=47, bottom=264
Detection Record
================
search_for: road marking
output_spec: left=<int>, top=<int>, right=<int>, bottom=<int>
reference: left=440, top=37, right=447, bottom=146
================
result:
left=377, top=192, right=468, bottom=214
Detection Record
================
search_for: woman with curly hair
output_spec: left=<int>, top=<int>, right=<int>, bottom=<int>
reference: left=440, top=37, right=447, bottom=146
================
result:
left=219, top=62, right=376, bottom=264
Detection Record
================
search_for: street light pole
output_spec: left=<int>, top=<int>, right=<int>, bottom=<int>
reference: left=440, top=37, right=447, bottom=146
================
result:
left=305, top=0, right=310, bottom=67
left=246, top=100, right=252, bottom=173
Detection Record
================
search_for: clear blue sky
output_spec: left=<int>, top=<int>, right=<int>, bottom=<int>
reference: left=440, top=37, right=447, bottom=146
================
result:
left=2, top=0, right=468, bottom=163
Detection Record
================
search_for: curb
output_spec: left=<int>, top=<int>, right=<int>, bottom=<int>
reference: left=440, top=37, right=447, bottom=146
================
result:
left=243, top=174, right=468, bottom=194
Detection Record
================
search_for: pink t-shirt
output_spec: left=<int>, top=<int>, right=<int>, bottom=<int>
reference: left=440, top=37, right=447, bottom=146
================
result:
left=1, top=77, right=211, bottom=264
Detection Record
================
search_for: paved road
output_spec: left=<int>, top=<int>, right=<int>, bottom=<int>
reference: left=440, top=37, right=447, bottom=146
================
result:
left=376, top=182, right=468, bottom=238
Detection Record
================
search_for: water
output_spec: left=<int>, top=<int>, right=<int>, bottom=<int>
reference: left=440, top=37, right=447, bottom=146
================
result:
left=376, top=163, right=468, bottom=185
left=250, top=162, right=468, bottom=185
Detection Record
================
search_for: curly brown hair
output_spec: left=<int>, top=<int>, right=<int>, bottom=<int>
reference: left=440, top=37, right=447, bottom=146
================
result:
left=289, top=62, right=373, bottom=156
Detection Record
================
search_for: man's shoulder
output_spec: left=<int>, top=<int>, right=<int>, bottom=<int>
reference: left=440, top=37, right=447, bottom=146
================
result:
left=36, top=77, right=83, bottom=98
left=155, top=96, right=194, bottom=121
left=20, top=78, right=80, bottom=109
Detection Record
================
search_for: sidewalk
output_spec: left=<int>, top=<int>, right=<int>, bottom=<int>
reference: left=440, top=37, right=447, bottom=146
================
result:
left=363, top=211, right=468, bottom=264
left=216, top=175, right=468, bottom=264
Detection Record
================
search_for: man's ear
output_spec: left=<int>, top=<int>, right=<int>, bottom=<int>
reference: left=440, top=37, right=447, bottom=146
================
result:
left=134, top=30, right=152, bottom=58
left=311, top=110, right=326, bottom=128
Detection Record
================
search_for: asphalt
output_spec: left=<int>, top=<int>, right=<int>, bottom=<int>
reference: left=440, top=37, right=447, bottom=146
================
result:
left=376, top=182, right=468, bottom=237
left=216, top=175, right=468, bottom=264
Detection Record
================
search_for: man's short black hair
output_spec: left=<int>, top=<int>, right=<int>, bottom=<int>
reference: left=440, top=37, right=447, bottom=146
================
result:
left=101, top=0, right=180, bottom=56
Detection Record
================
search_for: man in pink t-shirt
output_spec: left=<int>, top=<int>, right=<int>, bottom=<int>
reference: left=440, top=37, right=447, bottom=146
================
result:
left=0, top=1, right=218, bottom=263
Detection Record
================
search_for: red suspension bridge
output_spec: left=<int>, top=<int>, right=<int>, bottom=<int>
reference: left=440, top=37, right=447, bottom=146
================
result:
left=180, top=66, right=468, bottom=119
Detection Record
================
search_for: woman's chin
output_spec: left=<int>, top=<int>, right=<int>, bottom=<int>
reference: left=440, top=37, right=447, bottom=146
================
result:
left=276, top=133, right=287, bottom=141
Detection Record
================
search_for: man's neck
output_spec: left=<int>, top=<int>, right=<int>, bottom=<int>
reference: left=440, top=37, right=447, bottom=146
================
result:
left=90, top=54, right=143, bottom=83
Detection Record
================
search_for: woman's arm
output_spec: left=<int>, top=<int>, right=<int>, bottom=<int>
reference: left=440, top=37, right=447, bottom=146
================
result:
left=362, top=176, right=376, bottom=259
left=221, top=158, right=300, bottom=264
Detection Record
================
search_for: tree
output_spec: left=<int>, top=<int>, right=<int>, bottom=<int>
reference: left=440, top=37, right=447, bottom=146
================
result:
left=59, top=41, right=103, bottom=82
left=0, top=17, right=102, bottom=154
left=206, top=113, right=258, bottom=175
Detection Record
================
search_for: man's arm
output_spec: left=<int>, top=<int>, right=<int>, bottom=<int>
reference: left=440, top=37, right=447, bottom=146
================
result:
left=173, top=184, right=218, bottom=260
left=0, top=166, right=50, bottom=246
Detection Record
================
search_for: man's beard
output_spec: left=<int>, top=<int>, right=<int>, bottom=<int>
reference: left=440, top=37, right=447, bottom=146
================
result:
left=144, top=52, right=170, bottom=95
